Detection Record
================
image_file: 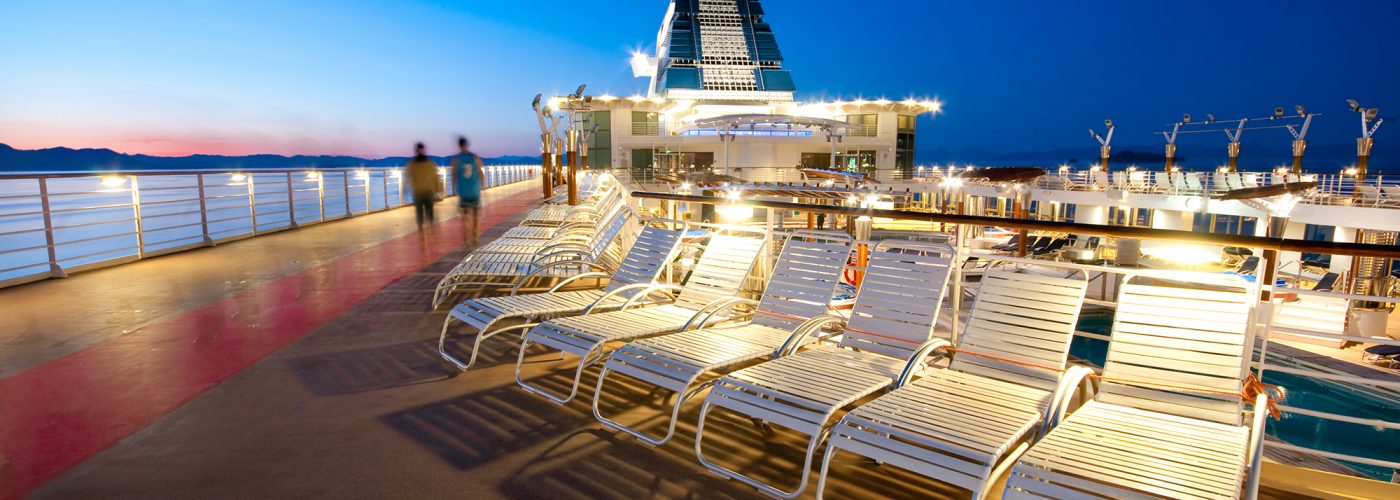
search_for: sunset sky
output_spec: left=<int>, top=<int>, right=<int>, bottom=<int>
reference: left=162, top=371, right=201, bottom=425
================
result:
left=2, top=0, right=1397, bottom=160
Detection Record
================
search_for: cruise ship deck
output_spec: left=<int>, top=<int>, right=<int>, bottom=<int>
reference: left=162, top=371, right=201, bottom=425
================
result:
left=0, top=179, right=1326, bottom=499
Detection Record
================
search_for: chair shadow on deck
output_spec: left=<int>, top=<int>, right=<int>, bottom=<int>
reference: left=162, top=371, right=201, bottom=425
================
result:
left=290, top=339, right=451, bottom=396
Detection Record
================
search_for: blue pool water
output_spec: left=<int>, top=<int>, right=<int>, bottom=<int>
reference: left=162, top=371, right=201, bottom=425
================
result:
left=1071, top=309, right=1400, bottom=481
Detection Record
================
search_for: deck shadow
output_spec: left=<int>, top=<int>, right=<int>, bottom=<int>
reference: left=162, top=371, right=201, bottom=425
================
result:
left=290, top=339, right=450, bottom=395
left=379, top=383, right=594, bottom=470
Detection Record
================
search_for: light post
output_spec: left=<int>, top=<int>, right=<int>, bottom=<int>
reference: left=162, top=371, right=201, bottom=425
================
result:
left=1089, top=120, right=1115, bottom=173
left=1347, top=99, right=1384, bottom=181
left=1284, top=105, right=1317, bottom=174
left=532, top=94, right=554, bottom=199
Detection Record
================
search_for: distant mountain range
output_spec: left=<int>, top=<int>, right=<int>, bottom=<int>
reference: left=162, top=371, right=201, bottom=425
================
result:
left=0, top=143, right=538, bottom=172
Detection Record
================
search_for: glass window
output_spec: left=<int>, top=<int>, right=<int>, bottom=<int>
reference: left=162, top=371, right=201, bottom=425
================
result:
left=835, top=150, right=876, bottom=174
left=585, top=111, right=611, bottom=168
left=799, top=152, right=831, bottom=169
left=844, top=114, right=878, bottom=137
left=897, top=115, right=916, bottom=131
left=631, top=111, right=661, bottom=136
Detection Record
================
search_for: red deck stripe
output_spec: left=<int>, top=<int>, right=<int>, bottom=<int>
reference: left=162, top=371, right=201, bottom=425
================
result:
left=0, top=188, right=541, bottom=498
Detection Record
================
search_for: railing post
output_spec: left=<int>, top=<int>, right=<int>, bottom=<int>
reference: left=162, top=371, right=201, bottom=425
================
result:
left=381, top=170, right=389, bottom=210
left=196, top=174, right=214, bottom=245
left=130, top=176, right=145, bottom=258
left=317, top=173, right=325, bottom=222
left=36, top=178, right=67, bottom=278
left=343, top=171, right=352, bottom=216
left=286, top=172, right=299, bottom=228
left=247, top=173, right=258, bottom=234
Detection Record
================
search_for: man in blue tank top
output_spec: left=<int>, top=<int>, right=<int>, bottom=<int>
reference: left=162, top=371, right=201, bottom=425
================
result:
left=450, top=136, right=484, bottom=240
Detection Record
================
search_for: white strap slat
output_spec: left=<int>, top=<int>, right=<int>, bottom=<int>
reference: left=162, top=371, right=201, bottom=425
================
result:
left=1097, top=386, right=1242, bottom=425
left=1111, top=342, right=1246, bottom=371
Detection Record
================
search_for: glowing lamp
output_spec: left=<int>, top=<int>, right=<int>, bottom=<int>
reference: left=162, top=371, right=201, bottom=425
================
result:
left=100, top=175, right=127, bottom=187
left=229, top=173, right=247, bottom=182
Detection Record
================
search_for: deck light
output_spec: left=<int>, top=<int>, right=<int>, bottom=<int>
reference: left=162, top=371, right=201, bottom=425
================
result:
left=354, top=170, right=369, bottom=180
left=864, top=194, right=880, bottom=205
left=1344, top=167, right=1359, bottom=176
left=1295, top=105, right=1307, bottom=117
left=1348, top=99, right=1361, bottom=112
left=1273, top=107, right=1285, bottom=119
left=100, top=175, right=127, bottom=187
left=229, top=173, right=247, bottom=182
left=680, top=182, right=692, bottom=191
left=390, top=171, right=402, bottom=179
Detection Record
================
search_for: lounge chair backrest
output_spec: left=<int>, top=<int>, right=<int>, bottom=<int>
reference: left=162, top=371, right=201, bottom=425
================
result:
left=1312, top=272, right=1339, bottom=291
left=673, top=233, right=766, bottom=310
left=1186, top=173, right=1203, bottom=191
left=1111, top=172, right=1127, bottom=189
left=1170, top=172, right=1187, bottom=191
left=839, top=241, right=956, bottom=359
left=1212, top=172, right=1229, bottom=191
left=604, top=224, right=686, bottom=292
left=1241, top=173, right=1259, bottom=188
left=1154, top=172, right=1173, bottom=191
left=583, top=206, right=636, bottom=264
left=1092, top=173, right=1108, bottom=188
left=1382, top=186, right=1400, bottom=199
left=952, top=269, right=1088, bottom=391
left=750, top=231, right=853, bottom=330
left=1098, top=274, right=1257, bottom=425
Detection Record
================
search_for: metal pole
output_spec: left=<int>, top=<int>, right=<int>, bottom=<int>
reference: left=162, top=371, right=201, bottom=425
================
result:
left=1356, top=137, right=1373, bottom=181
left=130, top=176, right=144, bottom=258
left=286, top=172, right=298, bottom=228
left=1291, top=139, right=1306, bottom=174
left=247, top=173, right=258, bottom=234
left=343, top=171, right=352, bottom=216
left=541, top=139, right=553, bottom=198
left=37, top=178, right=67, bottom=278
left=196, top=174, right=214, bottom=245
left=1164, top=143, right=1176, bottom=172
left=568, top=128, right=579, bottom=205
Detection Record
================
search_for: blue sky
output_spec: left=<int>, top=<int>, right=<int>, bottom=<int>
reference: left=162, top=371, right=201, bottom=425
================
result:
left=1, top=0, right=1396, bottom=162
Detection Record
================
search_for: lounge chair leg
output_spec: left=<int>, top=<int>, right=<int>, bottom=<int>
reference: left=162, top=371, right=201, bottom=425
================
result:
left=437, top=316, right=469, bottom=372
left=592, top=366, right=703, bottom=447
left=816, top=443, right=841, bottom=500
left=515, top=339, right=598, bottom=405
left=694, top=401, right=824, bottom=499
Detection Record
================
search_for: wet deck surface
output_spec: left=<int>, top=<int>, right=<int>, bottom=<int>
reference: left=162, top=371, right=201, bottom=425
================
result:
left=3, top=179, right=1310, bottom=499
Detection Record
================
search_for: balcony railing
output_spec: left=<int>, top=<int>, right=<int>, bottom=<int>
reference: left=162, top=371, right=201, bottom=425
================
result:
left=631, top=122, right=664, bottom=136
left=0, top=165, right=539, bottom=288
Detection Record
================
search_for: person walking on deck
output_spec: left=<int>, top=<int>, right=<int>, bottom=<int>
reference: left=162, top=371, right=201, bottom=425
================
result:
left=406, top=142, right=440, bottom=229
left=450, top=136, right=485, bottom=241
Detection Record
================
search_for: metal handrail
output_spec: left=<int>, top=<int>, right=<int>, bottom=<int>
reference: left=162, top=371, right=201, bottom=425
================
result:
left=0, top=165, right=540, bottom=288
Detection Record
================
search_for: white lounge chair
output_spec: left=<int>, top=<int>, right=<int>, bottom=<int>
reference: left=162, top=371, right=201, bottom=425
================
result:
left=592, top=231, right=854, bottom=445
left=1170, top=172, right=1188, bottom=193
left=515, top=231, right=768, bottom=405
left=431, top=206, right=636, bottom=307
left=502, top=190, right=626, bottom=239
left=1091, top=173, right=1109, bottom=191
left=437, top=223, right=686, bottom=371
left=1185, top=172, right=1205, bottom=193
left=1004, top=273, right=1267, bottom=500
left=1240, top=173, right=1259, bottom=189
left=1153, top=172, right=1174, bottom=194
left=693, top=241, right=957, bottom=498
left=817, top=268, right=1089, bottom=499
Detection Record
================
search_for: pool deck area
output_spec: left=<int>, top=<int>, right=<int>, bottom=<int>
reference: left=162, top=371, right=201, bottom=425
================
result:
left=0, top=180, right=1326, bottom=499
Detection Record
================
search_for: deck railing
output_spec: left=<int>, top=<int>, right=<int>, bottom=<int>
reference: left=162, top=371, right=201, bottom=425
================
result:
left=0, top=165, right=539, bottom=288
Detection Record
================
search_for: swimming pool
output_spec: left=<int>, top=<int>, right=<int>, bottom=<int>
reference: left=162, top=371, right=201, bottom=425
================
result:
left=1071, top=309, right=1400, bottom=481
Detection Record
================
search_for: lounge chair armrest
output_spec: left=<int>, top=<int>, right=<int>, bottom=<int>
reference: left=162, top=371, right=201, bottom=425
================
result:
left=532, top=249, right=592, bottom=266
left=509, top=261, right=609, bottom=295
left=545, top=272, right=612, bottom=293
left=683, top=297, right=759, bottom=331
left=536, top=242, right=590, bottom=255
left=1042, top=365, right=1098, bottom=435
left=895, top=339, right=953, bottom=387
left=777, top=315, right=848, bottom=357
left=1245, top=392, right=1269, bottom=500
left=581, top=283, right=664, bottom=314
left=619, top=284, right=685, bottom=311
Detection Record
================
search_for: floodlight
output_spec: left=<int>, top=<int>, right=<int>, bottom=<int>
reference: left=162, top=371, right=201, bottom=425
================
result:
left=1206, top=114, right=1216, bottom=123
left=1273, top=107, right=1284, bottom=119
left=1104, top=119, right=1114, bottom=128
left=1348, top=99, right=1361, bottom=112
left=1182, top=113, right=1192, bottom=123
left=1366, top=108, right=1379, bottom=120
left=1295, top=105, right=1306, bottom=116
left=573, top=84, right=587, bottom=98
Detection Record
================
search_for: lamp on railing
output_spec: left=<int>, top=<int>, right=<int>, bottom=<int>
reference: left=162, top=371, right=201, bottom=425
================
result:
left=229, top=173, right=247, bottom=183
left=100, top=175, right=127, bottom=187
left=305, top=171, right=321, bottom=180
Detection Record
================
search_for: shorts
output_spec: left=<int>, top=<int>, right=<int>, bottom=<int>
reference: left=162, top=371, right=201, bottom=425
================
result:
left=459, top=197, right=481, bottom=210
